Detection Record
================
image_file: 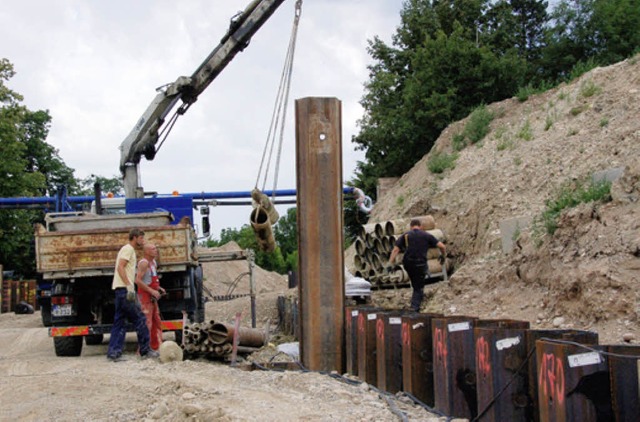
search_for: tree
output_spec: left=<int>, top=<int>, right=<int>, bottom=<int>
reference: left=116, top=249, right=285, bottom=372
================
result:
left=205, top=224, right=287, bottom=274
left=0, top=58, right=87, bottom=275
left=352, top=1, right=528, bottom=195
left=76, top=174, right=124, bottom=196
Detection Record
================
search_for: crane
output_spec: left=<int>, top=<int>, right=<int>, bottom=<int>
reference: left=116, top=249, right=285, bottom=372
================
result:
left=119, top=0, right=288, bottom=198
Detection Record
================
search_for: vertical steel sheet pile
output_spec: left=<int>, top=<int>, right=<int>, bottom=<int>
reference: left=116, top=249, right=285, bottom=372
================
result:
left=352, top=217, right=446, bottom=289
left=401, top=313, right=443, bottom=406
left=525, top=330, right=599, bottom=422
left=295, top=97, right=344, bottom=373
left=357, top=308, right=381, bottom=385
left=432, top=315, right=479, bottom=419
left=375, top=310, right=407, bottom=394
left=346, top=306, right=380, bottom=376
left=607, top=344, right=640, bottom=421
left=536, top=339, right=610, bottom=422
left=474, top=320, right=531, bottom=421
left=346, top=310, right=638, bottom=421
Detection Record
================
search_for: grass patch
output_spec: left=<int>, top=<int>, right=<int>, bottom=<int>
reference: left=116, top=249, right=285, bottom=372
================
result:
left=567, top=58, right=599, bottom=81
left=600, top=117, right=609, bottom=127
left=580, top=80, right=602, bottom=98
left=463, top=104, right=494, bottom=145
left=516, top=84, right=536, bottom=102
left=396, top=195, right=404, bottom=207
left=545, top=115, right=554, bottom=131
left=514, top=156, right=522, bottom=166
left=570, top=104, right=589, bottom=116
left=452, top=132, right=466, bottom=151
left=558, top=90, right=568, bottom=101
left=538, top=178, right=612, bottom=235
left=427, top=151, right=458, bottom=174
left=517, top=120, right=533, bottom=141
left=567, top=128, right=578, bottom=136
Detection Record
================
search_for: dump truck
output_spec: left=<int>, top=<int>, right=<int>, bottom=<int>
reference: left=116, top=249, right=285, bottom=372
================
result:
left=35, top=211, right=205, bottom=356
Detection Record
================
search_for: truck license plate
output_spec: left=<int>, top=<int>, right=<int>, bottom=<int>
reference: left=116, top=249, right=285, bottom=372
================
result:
left=52, top=304, right=74, bottom=317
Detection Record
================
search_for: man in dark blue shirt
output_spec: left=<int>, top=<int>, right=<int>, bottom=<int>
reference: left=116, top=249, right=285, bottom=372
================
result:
left=388, top=218, right=446, bottom=312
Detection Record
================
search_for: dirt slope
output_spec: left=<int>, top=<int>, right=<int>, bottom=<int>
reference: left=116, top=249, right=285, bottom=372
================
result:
left=365, top=54, right=640, bottom=344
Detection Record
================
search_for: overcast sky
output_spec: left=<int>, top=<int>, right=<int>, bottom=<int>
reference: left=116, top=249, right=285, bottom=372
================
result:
left=1, top=0, right=403, bottom=237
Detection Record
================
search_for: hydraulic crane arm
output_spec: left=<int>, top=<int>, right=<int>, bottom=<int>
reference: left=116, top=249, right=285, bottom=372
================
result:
left=120, top=0, right=287, bottom=197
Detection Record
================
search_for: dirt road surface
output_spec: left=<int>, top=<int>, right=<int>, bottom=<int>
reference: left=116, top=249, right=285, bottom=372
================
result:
left=0, top=312, right=450, bottom=422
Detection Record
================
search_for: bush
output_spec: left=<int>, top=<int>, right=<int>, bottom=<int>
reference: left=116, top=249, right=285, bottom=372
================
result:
left=427, top=151, right=458, bottom=174
left=540, top=178, right=612, bottom=235
left=463, top=104, right=494, bottom=144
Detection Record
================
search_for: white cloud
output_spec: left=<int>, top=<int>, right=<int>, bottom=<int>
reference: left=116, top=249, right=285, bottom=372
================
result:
left=1, top=0, right=402, bottom=236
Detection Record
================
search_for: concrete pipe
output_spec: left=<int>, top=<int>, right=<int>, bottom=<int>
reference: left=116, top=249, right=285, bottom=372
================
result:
left=384, top=218, right=410, bottom=236
left=365, top=232, right=375, bottom=248
left=355, top=238, right=366, bottom=255
left=359, top=223, right=378, bottom=239
left=426, top=228, right=445, bottom=242
left=370, top=253, right=384, bottom=272
left=251, top=188, right=279, bottom=224
left=250, top=206, right=276, bottom=253
left=427, top=259, right=443, bottom=274
left=373, top=237, right=385, bottom=255
left=389, top=267, right=410, bottom=283
left=374, top=223, right=385, bottom=238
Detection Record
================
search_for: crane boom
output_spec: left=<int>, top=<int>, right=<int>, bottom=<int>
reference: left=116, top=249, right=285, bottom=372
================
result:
left=120, top=0, right=287, bottom=198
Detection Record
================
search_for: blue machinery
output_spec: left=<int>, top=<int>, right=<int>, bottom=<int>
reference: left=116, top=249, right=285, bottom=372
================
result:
left=0, top=186, right=359, bottom=213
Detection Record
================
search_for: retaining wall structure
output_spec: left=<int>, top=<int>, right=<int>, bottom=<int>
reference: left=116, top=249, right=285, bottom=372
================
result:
left=343, top=305, right=639, bottom=422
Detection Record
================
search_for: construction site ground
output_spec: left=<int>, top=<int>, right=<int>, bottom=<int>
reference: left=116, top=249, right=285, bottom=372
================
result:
left=1, top=56, right=639, bottom=421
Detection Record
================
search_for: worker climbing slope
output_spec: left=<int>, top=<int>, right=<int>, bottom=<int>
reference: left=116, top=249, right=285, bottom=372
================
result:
left=388, top=218, right=446, bottom=312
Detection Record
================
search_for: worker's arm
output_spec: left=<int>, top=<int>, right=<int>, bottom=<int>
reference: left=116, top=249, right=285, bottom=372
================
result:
left=117, top=258, right=133, bottom=286
left=135, top=260, right=160, bottom=299
left=388, top=245, right=401, bottom=266
left=436, top=241, right=446, bottom=264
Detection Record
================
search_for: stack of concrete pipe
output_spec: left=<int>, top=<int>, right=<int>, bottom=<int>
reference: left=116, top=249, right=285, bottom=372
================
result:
left=182, top=320, right=267, bottom=359
left=352, top=215, right=446, bottom=288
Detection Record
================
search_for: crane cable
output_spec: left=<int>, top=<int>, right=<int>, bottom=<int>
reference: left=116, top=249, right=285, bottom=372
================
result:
left=255, top=0, right=302, bottom=200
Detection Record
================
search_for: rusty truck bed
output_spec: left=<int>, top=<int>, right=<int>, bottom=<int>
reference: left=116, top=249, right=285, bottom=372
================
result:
left=35, top=214, right=197, bottom=278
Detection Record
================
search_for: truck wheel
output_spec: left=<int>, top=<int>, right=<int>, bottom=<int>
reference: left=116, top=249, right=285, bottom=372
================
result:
left=85, top=334, right=104, bottom=345
left=54, top=336, right=83, bottom=357
left=40, top=304, right=52, bottom=327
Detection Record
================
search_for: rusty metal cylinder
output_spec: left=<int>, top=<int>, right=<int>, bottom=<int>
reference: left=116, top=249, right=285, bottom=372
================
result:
left=250, top=207, right=276, bottom=252
left=209, top=322, right=266, bottom=348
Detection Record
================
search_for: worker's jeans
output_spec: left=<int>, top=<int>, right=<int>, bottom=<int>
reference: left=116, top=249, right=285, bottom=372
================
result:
left=140, top=298, right=163, bottom=351
left=404, top=260, right=427, bottom=312
left=107, top=288, right=151, bottom=358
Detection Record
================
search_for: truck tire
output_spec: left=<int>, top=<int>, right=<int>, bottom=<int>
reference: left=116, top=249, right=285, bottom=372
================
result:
left=85, top=334, right=104, bottom=345
left=40, top=304, right=52, bottom=327
left=54, top=336, right=83, bottom=357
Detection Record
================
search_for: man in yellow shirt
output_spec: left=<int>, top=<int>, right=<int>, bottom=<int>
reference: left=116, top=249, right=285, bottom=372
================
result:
left=107, top=228, right=159, bottom=361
